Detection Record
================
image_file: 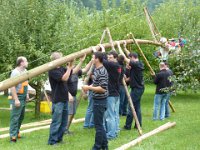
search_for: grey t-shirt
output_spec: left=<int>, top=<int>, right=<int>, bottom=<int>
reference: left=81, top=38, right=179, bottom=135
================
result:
left=10, top=68, right=28, bottom=94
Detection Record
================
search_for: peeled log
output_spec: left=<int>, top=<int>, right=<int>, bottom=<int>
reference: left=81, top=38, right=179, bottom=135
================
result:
left=0, top=39, right=161, bottom=91
left=115, top=122, right=176, bottom=150
left=0, top=119, right=51, bottom=132
left=0, top=118, right=84, bottom=139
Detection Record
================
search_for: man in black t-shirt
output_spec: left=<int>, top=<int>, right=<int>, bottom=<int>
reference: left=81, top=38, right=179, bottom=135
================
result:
left=123, top=52, right=145, bottom=130
left=102, top=50, right=121, bottom=140
left=82, top=52, right=108, bottom=150
left=153, top=62, right=171, bottom=120
left=48, top=52, right=73, bottom=145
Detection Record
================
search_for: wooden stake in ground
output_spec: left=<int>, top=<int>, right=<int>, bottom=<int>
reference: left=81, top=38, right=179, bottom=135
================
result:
left=169, top=100, right=176, bottom=112
left=115, top=122, right=176, bottom=150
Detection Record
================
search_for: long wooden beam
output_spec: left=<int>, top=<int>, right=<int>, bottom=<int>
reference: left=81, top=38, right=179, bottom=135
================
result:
left=115, top=122, right=176, bottom=150
left=0, top=118, right=85, bottom=139
left=0, top=39, right=161, bottom=91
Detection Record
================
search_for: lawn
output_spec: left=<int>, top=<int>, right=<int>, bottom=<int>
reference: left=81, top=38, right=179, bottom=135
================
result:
left=0, top=84, right=200, bottom=150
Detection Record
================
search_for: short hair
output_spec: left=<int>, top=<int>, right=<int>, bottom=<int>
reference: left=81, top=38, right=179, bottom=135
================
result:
left=108, top=50, right=118, bottom=59
left=50, top=52, right=63, bottom=61
left=16, top=56, right=26, bottom=66
left=118, top=54, right=124, bottom=65
left=159, top=62, right=166, bottom=68
left=129, top=52, right=138, bottom=59
left=164, top=61, right=169, bottom=67
left=94, top=52, right=103, bottom=63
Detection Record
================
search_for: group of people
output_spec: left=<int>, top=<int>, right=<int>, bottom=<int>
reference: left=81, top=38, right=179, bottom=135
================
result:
left=8, top=45, right=173, bottom=150
left=82, top=46, right=146, bottom=149
left=154, top=37, right=186, bottom=61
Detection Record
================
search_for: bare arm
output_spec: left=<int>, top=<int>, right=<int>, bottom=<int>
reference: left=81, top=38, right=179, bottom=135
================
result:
left=82, top=85, right=106, bottom=93
left=123, top=40, right=130, bottom=56
left=117, top=41, right=130, bottom=64
left=82, top=60, right=93, bottom=74
left=72, top=54, right=86, bottom=74
left=62, top=62, right=73, bottom=81
left=11, top=87, right=20, bottom=107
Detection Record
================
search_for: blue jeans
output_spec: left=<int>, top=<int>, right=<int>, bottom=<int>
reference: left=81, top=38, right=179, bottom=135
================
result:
left=104, top=96, right=120, bottom=139
left=92, top=98, right=108, bottom=150
left=48, top=102, right=68, bottom=145
left=84, top=91, right=94, bottom=128
left=68, top=96, right=77, bottom=115
left=153, top=93, right=169, bottom=120
left=119, top=85, right=128, bottom=115
left=165, top=93, right=171, bottom=118
left=125, top=88, right=144, bottom=129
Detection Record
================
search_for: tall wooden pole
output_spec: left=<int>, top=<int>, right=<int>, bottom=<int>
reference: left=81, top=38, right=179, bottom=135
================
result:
left=130, top=33, right=155, bottom=76
left=0, top=39, right=161, bottom=91
left=143, top=7, right=161, bottom=42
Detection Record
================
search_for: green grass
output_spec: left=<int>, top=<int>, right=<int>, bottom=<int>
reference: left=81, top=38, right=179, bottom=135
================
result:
left=0, top=84, right=200, bottom=150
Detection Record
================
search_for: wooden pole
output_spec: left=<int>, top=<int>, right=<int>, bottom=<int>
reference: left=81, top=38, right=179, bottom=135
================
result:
left=143, top=7, right=158, bottom=42
left=0, top=39, right=161, bottom=91
left=169, top=100, right=176, bottom=112
left=0, top=118, right=85, bottom=139
left=115, top=122, right=176, bottom=150
left=107, top=28, right=142, bottom=135
left=0, top=119, right=51, bottom=132
left=100, top=30, right=106, bottom=44
left=145, top=7, right=161, bottom=40
left=106, top=27, right=115, bottom=50
left=130, top=33, right=156, bottom=76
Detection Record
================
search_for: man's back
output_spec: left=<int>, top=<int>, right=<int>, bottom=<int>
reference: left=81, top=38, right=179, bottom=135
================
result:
left=154, top=69, right=171, bottom=94
left=103, top=60, right=121, bottom=96
left=129, top=61, right=144, bottom=89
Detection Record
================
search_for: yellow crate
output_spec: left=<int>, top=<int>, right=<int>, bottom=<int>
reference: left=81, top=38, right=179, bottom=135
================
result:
left=40, top=101, right=52, bottom=113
